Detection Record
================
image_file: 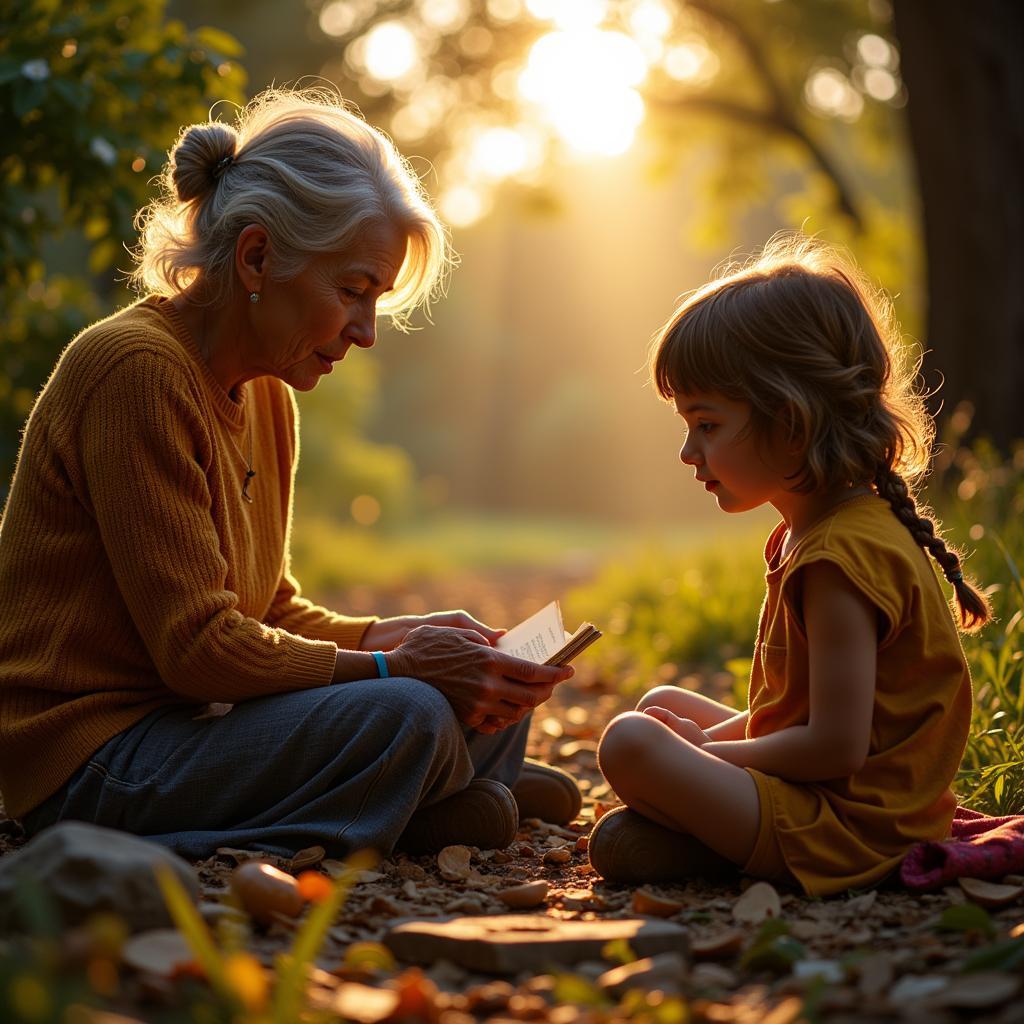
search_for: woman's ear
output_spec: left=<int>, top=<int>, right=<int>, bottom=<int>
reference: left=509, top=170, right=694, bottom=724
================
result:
left=235, top=224, right=270, bottom=294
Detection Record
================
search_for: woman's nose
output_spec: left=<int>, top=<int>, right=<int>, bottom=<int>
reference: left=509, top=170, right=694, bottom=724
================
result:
left=347, top=307, right=377, bottom=348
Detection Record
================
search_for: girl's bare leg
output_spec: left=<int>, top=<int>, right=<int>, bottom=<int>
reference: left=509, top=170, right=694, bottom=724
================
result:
left=636, top=684, right=738, bottom=727
left=598, top=711, right=761, bottom=867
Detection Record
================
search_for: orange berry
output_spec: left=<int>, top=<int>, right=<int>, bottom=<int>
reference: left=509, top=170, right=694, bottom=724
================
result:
left=296, top=870, right=333, bottom=903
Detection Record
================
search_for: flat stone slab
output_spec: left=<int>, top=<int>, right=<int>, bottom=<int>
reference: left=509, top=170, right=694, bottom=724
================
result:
left=384, top=914, right=689, bottom=974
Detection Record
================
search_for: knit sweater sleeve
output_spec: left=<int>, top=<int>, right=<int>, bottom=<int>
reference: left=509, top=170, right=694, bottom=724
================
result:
left=77, top=352, right=339, bottom=702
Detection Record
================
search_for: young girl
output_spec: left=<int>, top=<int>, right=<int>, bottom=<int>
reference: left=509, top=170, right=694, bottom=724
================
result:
left=591, top=235, right=990, bottom=897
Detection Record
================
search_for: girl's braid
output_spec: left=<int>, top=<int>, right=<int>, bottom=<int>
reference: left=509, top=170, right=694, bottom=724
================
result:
left=874, top=465, right=990, bottom=631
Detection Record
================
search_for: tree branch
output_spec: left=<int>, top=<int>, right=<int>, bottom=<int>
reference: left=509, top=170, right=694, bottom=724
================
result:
left=682, top=0, right=865, bottom=231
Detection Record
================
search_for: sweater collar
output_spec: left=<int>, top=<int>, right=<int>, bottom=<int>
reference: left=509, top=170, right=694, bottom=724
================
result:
left=149, top=296, right=247, bottom=431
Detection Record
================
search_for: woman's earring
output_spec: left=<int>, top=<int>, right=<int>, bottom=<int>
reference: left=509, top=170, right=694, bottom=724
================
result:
left=249, top=291, right=260, bottom=304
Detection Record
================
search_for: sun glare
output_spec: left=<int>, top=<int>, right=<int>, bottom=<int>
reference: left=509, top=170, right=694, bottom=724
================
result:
left=526, top=0, right=607, bottom=29
left=469, top=127, right=533, bottom=179
left=518, top=29, right=647, bottom=156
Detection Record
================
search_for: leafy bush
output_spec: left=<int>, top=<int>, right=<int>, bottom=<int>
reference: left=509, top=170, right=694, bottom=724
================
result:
left=567, top=532, right=766, bottom=698
left=1, top=0, right=246, bottom=490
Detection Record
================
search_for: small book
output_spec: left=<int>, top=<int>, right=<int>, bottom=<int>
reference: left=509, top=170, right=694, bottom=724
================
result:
left=496, top=600, right=602, bottom=667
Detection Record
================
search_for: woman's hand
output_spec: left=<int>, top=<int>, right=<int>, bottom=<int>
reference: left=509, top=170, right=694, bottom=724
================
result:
left=386, top=623, right=572, bottom=729
left=643, top=707, right=712, bottom=747
left=360, top=610, right=504, bottom=652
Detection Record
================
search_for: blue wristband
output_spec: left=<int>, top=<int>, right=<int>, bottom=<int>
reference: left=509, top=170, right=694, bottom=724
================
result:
left=371, top=650, right=389, bottom=678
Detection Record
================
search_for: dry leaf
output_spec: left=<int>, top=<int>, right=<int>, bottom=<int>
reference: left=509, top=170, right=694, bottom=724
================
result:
left=575, top=836, right=590, bottom=854
left=691, top=929, right=745, bottom=960
left=289, top=845, right=325, bottom=871
left=332, top=982, right=400, bottom=1024
left=496, top=880, right=549, bottom=909
left=632, top=888, right=683, bottom=917
left=933, top=972, right=1020, bottom=1008
left=958, top=877, right=1024, bottom=908
left=122, top=929, right=194, bottom=977
left=732, top=881, right=782, bottom=924
left=437, top=845, right=473, bottom=880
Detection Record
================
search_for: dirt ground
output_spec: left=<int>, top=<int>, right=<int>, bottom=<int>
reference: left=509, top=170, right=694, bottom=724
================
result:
left=2, top=568, right=1023, bottom=1022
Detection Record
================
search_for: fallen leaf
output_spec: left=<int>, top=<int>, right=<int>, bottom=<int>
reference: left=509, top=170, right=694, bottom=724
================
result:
left=437, top=845, right=473, bottom=880
left=332, top=982, right=400, bottom=1023
left=933, top=971, right=1020, bottom=1008
left=958, top=877, right=1024, bottom=908
left=732, top=881, right=782, bottom=924
left=632, top=889, right=683, bottom=917
left=886, top=974, right=948, bottom=1002
left=289, top=845, right=325, bottom=871
left=691, top=929, right=745, bottom=960
left=496, top=881, right=549, bottom=909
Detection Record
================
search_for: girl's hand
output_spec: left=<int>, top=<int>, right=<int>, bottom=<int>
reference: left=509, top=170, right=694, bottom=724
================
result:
left=644, top=707, right=712, bottom=747
left=361, top=610, right=505, bottom=652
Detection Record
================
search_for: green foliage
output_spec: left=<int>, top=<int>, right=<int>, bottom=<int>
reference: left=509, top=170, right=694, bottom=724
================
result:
left=566, top=531, right=766, bottom=697
left=0, top=0, right=246, bottom=488
left=738, top=918, right=806, bottom=973
left=936, top=903, right=996, bottom=941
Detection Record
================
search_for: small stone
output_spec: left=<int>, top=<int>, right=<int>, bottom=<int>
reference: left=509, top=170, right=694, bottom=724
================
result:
left=543, top=847, right=572, bottom=865
left=792, top=959, right=845, bottom=984
left=121, top=929, right=194, bottom=977
left=385, top=915, right=689, bottom=974
left=856, top=953, right=894, bottom=998
left=732, top=881, right=782, bottom=924
left=331, top=982, right=400, bottom=1023
left=0, top=822, right=198, bottom=934
left=597, top=952, right=687, bottom=997
left=690, top=962, right=738, bottom=989
left=496, top=880, right=549, bottom=909
left=437, top=845, right=473, bottom=881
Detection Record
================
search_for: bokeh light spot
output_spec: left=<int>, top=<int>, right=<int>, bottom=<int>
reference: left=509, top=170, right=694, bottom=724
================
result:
left=351, top=494, right=382, bottom=526
left=363, top=22, right=419, bottom=82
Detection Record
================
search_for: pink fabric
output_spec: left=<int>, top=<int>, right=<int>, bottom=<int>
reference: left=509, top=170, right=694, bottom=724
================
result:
left=901, top=807, right=1024, bottom=891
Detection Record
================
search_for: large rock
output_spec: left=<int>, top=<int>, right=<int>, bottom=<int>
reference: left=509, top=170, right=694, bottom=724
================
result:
left=385, top=914, right=689, bottom=974
left=0, top=821, right=199, bottom=934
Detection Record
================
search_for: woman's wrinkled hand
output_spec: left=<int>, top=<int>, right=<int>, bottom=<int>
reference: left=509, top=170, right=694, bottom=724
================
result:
left=385, top=624, right=572, bottom=728
left=360, top=610, right=504, bottom=652
left=643, top=707, right=712, bottom=747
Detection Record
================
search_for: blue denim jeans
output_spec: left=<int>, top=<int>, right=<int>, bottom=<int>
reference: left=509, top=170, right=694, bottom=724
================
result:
left=20, top=678, right=530, bottom=861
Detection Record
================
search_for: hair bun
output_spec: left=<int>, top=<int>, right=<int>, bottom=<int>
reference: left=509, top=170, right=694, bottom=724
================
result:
left=170, top=122, right=239, bottom=203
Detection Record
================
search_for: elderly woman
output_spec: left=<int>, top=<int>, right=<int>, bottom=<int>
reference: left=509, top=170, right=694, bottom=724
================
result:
left=0, top=87, right=581, bottom=860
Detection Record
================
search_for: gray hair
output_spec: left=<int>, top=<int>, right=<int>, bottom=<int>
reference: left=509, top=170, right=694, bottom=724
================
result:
left=130, top=86, right=452, bottom=328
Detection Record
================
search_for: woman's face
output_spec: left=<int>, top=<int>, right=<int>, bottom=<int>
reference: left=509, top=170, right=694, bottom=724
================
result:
left=251, top=220, right=408, bottom=392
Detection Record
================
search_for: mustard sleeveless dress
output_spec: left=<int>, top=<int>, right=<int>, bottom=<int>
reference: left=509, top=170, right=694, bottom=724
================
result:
left=741, top=494, right=972, bottom=896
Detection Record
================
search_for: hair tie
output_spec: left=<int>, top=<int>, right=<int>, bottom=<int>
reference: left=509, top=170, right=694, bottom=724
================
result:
left=946, top=569, right=964, bottom=583
left=211, top=154, right=235, bottom=180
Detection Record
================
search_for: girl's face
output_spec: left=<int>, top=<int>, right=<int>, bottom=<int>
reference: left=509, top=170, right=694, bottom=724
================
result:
left=674, top=390, right=801, bottom=516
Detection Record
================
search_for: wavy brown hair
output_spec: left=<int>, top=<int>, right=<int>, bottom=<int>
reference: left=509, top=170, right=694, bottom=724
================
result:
left=651, top=234, right=989, bottom=631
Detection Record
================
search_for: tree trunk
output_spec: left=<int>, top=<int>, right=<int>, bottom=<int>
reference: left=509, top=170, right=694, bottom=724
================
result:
left=892, top=1, right=1024, bottom=447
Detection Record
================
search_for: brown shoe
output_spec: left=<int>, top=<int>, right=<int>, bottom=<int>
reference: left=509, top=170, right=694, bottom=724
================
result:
left=398, top=779, right=519, bottom=854
left=512, top=759, right=583, bottom=825
left=588, top=806, right=737, bottom=884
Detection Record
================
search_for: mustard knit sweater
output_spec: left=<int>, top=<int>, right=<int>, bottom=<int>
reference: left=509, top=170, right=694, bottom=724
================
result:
left=0, top=297, right=376, bottom=819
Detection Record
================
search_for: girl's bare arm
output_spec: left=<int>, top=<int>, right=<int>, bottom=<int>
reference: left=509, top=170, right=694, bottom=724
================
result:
left=702, top=561, right=877, bottom=782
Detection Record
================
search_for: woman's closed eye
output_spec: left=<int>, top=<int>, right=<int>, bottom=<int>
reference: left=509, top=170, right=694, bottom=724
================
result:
left=339, top=286, right=364, bottom=299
